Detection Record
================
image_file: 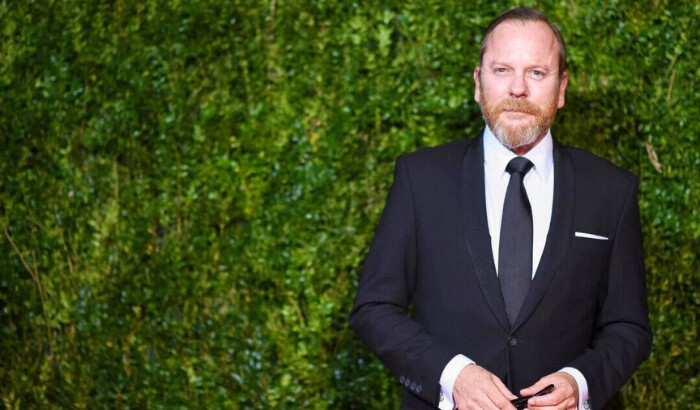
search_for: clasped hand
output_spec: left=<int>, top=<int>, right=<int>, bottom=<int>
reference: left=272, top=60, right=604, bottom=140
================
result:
left=453, top=366, right=578, bottom=410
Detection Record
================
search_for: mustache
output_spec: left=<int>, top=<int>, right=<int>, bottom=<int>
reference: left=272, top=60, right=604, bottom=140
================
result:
left=493, top=98, right=542, bottom=116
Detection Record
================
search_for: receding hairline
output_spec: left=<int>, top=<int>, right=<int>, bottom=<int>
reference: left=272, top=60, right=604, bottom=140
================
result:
left=479, top=8, right=567, bottom=75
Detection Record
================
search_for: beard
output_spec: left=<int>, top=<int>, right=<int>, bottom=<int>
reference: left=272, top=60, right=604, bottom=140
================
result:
left=480, top=89, right=559, bottom=150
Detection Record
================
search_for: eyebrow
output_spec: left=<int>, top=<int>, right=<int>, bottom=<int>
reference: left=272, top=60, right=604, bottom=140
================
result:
left=488, top=61, right=553, bottom=71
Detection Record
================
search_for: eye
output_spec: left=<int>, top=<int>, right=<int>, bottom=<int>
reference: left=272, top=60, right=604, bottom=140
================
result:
left=494, top=67, right=509, bottom=74
left=530, top=70, right=545, bottom=79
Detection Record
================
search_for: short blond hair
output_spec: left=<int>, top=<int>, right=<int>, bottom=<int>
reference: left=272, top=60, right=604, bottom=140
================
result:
left=480, top=8, right=568, bottom=75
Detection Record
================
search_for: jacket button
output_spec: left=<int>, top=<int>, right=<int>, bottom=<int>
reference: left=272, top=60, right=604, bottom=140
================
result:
left=416, top=385, right=422, bottom=394
left=404, top=378, right=411, bottom=387
left=508, top=336, right=518, bottom=346
left=399, top=376, right=405, bottom=384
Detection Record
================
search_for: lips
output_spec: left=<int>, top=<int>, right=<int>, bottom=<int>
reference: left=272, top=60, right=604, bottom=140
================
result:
left=501, top=110, right=535, bottom=117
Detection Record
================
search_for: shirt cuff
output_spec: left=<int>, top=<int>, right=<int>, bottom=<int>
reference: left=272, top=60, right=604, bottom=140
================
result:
left=438, top=354, right=475, bottom=410
left=560, top=367, right=590, bottom=410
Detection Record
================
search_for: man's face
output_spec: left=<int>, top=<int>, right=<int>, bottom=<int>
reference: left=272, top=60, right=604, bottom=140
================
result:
left=474, top=21, right=568, bottom=151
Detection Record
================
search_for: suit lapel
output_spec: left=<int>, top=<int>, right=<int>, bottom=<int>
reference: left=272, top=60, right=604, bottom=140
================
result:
left=460, top=133, right=510, bottom=333
left=512, top=141, right=575, bottom=330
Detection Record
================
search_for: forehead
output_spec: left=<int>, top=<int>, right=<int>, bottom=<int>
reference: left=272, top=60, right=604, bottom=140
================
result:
left=483, top=21, right=559, bottom=67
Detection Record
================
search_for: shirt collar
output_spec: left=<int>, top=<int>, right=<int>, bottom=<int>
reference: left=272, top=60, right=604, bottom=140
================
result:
left=483, top=125, right=554, bottom=182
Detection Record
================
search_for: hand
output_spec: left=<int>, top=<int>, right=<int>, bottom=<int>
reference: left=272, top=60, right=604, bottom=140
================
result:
left=453, top=364, right=517, bottom=410
left=520, top=371, right=578, bottom=410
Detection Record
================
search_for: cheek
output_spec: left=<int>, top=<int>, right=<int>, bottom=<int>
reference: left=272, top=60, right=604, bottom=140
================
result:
left=480, top=82, right=507, bottom=102
left=532, top=87, right=560, bottom=108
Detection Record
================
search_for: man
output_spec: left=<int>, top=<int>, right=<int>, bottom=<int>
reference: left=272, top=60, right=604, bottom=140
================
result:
left=349, top=8, right=651, bottom=410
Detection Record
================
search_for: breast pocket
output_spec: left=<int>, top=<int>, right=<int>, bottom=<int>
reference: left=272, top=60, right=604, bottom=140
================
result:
left=563, top=233, right=614, bottom=302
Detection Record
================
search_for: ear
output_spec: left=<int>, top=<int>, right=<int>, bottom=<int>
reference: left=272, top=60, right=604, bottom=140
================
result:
left=557, top=71, right=568, bottom=109
left=474, top=66, right=482, bottom=103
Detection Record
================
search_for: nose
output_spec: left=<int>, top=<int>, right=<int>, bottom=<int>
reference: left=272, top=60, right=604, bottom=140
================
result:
left=509, top=72, right=528, bottom=98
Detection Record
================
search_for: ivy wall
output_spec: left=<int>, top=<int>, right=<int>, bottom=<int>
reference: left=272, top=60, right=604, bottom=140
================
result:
left=1, top=0, right=698, bottom=408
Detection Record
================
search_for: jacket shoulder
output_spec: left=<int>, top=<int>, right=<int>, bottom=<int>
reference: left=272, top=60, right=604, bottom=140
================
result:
left=562, top=145, right=638, bottom=188
left=399, top=138, right=472, bottom=171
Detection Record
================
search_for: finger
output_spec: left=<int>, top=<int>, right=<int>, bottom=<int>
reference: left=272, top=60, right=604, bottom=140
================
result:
left=472, top=393, right=501, bottom=410
left=529, top=389, right=579, bottom=410
left=530, top=380, right=577, bottom=408
left=520, top=379, right=550, bottom=397
left=485, top=382, right=517, bottom=409
left=491, top=374, right=518, bottom=399
left=453, top=384, right=502, bottom=410
left=527, top=388, right=567, bottom=407
left=527, top=402, right=576, bottom=410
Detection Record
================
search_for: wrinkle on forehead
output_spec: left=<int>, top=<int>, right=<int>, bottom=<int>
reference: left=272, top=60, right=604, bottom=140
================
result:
left=483, top=21, right=560, bottom=70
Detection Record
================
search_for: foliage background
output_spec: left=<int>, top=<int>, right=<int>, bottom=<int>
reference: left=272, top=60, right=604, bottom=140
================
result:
left=1, top=0, right=698, bottom=408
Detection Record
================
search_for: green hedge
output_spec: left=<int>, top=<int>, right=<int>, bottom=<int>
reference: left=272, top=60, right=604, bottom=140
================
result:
left=1, top=0, right=698, bottom=408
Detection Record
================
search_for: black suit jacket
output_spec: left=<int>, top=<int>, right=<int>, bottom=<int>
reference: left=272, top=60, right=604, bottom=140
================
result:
left=349, top=133, right=651, bottom=410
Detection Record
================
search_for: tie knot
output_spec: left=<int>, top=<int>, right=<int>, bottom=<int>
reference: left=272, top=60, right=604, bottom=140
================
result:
left=506, top=157, right=534, bottom=175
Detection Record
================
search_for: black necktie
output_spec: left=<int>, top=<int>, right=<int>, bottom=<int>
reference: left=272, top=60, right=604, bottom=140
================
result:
left=499, top=157, right=534, bottom=326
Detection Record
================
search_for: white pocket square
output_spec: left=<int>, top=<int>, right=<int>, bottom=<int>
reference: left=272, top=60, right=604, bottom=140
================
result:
left=575, top=231, right=608, bottom=240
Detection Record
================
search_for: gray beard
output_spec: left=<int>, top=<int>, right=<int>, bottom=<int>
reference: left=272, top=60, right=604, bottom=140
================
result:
left=488, top=118, right=543, bottom=150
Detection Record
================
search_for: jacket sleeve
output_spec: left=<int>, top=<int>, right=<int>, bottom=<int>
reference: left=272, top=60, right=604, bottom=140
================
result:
left=349, top=155, right=461, bottom=406
left=568, top=178, right=652, bottom=409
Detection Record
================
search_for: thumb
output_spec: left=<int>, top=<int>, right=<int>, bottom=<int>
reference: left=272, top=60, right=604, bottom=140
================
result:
left=520, top=380, right=549, bottom=397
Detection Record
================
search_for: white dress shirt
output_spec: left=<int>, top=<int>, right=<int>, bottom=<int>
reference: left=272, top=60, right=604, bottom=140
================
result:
left=438, top=127, right=590, bottom=410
